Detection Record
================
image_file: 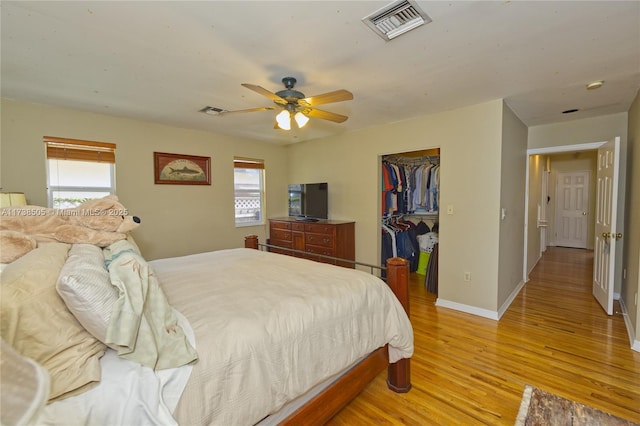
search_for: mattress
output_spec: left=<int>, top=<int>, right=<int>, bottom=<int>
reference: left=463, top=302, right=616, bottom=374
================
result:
left=150, top=248, right=413, bottom=426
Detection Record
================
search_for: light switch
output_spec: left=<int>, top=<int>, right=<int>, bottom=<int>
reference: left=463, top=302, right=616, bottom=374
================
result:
left=447, top=205, right=454, bottom=215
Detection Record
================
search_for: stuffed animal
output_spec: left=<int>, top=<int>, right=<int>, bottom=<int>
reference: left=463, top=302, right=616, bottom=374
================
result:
left=0, top=195, right=140, bottom=263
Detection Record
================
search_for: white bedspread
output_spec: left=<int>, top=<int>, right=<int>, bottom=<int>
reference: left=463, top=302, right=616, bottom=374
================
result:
left=150, top=248, right=413, bottom=426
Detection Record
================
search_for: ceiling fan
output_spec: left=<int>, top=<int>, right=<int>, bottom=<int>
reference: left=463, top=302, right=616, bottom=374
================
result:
left=211, top=77, right=354, bottom=130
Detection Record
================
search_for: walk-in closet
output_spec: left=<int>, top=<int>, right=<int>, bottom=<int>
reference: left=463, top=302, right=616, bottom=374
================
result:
left=381, top=148, right=440, bottom=294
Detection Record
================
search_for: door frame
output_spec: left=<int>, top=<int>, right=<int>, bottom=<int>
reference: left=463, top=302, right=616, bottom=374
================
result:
left=523, top=141, right=604, bottom=283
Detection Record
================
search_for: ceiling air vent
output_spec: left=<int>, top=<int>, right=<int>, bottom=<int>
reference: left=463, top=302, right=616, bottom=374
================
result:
left=362, top=0, right=431, bottom=41
left=199, top=106, right=225, bottom=115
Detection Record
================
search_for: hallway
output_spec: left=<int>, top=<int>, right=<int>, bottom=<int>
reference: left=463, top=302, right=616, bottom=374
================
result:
left=329, top=247, right=640, bottom=425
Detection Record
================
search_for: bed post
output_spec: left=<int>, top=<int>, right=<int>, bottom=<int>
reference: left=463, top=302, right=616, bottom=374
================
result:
left=385, top=257, right=411, bottom=393
left=245, top=235, right=259, bottom=250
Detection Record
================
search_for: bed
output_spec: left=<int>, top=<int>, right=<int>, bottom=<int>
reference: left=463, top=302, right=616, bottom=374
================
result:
left=0, top=235, right=413, bottom=425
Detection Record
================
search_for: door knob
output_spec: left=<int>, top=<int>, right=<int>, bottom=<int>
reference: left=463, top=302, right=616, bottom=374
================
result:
left=615, top=233, right=623, bottom=240
left=602, top=232, right=611, bottom=238
left=582, top=211, right=587, bottom=215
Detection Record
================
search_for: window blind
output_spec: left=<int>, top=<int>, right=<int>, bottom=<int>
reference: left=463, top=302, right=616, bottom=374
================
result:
left=234, top=158, right=264, bottom=169
left=44, top=136, right=116, bottom=163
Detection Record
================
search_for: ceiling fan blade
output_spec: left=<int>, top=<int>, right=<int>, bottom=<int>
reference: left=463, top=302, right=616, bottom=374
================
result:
left=305, top=108, right=349, bottom=123
left=241, top=83, right=287, bottom=105
left=220, top=106, right=276, bottom=115
left=299, top=89, right=353, bottom=107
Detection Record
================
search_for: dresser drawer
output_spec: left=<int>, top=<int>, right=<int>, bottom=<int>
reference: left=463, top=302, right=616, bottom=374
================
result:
left=291, top=222, right=305, bottom=232
left=271, top=229, right=292, bottom=242
left=269, top=239, right=292, bottom=248
left=270, top=221, right=291, bottom=230
left=305, top=244, right=335, bottom=257
left=305, top=233, right=334, bottom=248
left=304, top=223, right=335, bottom=235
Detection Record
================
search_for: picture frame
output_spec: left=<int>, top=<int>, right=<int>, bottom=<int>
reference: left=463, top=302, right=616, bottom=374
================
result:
left=154, top=152, right=211, bottom=185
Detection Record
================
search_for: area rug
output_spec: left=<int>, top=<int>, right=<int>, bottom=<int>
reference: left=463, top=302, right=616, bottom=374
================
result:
left=515, top=385, right=638, bottom=425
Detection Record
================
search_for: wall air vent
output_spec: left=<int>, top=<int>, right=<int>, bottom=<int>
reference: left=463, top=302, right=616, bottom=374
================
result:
left=362, top=0, right=431, bottom=41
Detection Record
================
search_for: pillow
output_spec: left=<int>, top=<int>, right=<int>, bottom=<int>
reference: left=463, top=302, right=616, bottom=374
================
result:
left=0, top=242, right=106, bottom=401
left=56, top=244, right=119, bottom=346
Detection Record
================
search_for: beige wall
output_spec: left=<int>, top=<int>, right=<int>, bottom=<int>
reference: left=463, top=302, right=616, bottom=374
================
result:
left=2, top=97, right=525, bottom=316
left=0, top=98, right=289, bottom=260
left=547, top=151, right=598, bottom=249
left=528, top=113, right=628, bottom=149
left=625, top=90, right=640, bottom=348
left=288, top=99, right=513, bottom=313
left=497, top=102, right=528, bottom=308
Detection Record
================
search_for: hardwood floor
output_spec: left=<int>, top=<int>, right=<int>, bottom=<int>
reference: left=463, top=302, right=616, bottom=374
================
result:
left=328, top=247, right=640, bottom=425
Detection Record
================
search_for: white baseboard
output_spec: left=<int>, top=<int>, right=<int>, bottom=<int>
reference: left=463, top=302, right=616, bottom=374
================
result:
left=527, top=254, right=542, bottom=279
left=436, top=280, right=525, bottom=321
left=498, top=280, right=526, bottom=319
left=618, top=297, right=639, bottom=352
left=435, top=298, right=499, bottom=320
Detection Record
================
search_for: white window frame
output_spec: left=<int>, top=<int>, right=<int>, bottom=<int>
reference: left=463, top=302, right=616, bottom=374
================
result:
left=234, top=158, right=265, bottom=227
left=46, top=160, right=116, bottom=208
left=44, top=136, right=117, bottom=208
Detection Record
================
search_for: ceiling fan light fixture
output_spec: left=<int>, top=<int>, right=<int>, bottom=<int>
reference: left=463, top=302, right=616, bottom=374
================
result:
left=294, top=112, right=309, bottom=128
left=276, top=110, right=291, bottom=130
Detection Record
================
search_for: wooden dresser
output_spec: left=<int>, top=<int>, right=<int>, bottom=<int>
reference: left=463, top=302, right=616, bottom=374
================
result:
left=268, top=218, right=355, bottom=268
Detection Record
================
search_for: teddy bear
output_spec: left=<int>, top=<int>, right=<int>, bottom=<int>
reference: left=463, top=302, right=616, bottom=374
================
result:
left=0, top=195, right=140, bottom=263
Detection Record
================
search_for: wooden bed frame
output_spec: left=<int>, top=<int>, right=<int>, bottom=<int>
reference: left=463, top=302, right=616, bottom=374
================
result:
left=244, top=235, right=411, bottom=424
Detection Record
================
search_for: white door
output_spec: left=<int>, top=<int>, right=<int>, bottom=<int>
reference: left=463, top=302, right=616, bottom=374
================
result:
left=593, top=137, right=620, bottom=315
left=555, top=171, right=590, bottom=248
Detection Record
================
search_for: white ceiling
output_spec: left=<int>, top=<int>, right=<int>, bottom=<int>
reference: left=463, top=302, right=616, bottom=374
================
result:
left=2, top=1, right=639, bottom=145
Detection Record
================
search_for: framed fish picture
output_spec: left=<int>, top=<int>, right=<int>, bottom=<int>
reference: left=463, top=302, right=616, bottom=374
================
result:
left=154, top=152, right=211, bottom=185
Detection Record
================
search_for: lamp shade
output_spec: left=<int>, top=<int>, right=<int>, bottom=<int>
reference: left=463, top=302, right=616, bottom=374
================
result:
left=0, top=192, right=27, bottom=207
left=276, top=110, right=291, bottom=130
left=294, top=112, right=309, bottom=128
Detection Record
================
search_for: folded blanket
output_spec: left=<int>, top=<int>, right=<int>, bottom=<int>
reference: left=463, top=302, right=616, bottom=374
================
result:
left=104, top=240, right=197, bottom=370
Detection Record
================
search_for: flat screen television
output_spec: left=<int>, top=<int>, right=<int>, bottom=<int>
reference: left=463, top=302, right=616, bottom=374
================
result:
left=288, top=183, right=328, bottom=221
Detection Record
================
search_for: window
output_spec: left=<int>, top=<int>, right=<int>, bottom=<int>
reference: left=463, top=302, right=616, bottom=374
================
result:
left=45, top=136, right=116, bottom=208
left=234, top=158, right=265, bottom=226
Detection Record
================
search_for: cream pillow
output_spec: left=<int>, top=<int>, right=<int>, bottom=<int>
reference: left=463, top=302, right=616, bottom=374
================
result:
left=56, top=244, right=119, bottom=345
left=0, top=243, right=106, bottom=401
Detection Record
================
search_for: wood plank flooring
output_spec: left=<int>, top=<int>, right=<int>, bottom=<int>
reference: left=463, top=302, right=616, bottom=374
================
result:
left=328, top=247, right=640, bottom=425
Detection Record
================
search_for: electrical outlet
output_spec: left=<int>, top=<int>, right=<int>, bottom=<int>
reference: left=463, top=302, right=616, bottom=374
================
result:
left=464, top=272, right=471, bottom=282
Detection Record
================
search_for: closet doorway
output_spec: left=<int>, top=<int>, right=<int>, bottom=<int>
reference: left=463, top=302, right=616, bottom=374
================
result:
left=380, top=147, right=440, bottom=294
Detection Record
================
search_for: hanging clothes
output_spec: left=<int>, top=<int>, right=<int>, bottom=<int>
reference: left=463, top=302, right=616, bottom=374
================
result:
left=381, top=154, right=439, bottom=291
left=381, top=216, right=419, bottom=273
left=425, top=243, right=439, bottom=294
left=382, top=156, right=440, bottom=216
